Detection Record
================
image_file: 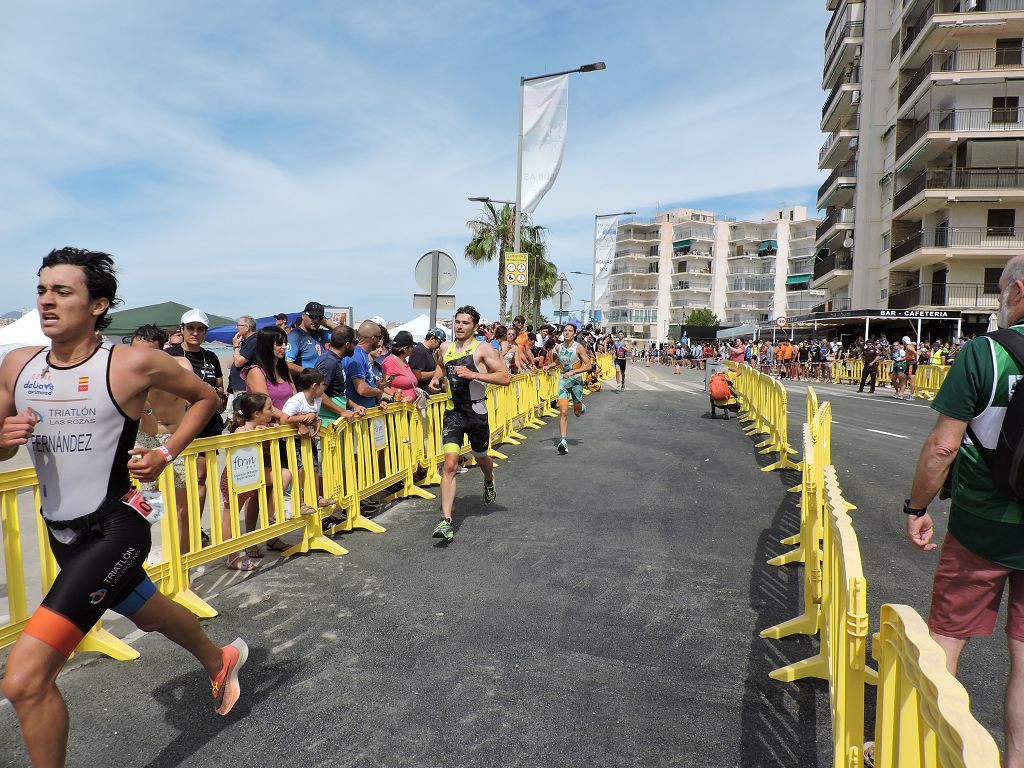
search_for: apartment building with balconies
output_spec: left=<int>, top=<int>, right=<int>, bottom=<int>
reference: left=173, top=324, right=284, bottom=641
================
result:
left=601, top=206, right=822, bottom=341
left=815, top=0, right=1019, bottom=330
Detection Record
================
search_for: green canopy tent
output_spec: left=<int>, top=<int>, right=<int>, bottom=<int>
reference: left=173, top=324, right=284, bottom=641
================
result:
left=105, top=302, right=235, bottom=339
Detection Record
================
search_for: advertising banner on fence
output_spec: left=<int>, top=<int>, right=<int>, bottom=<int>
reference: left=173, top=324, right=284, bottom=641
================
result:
left=520, top=74, right=569, bottom=215
left=593, top=215, right=619, bottom=311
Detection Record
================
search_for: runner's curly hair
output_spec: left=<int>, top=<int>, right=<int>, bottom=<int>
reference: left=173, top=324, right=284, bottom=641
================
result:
left=39, top=248, right=121, bottom=331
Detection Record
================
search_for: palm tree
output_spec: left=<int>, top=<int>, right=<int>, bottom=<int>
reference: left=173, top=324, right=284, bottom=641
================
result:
left=464, top=202, right=518, bottom=322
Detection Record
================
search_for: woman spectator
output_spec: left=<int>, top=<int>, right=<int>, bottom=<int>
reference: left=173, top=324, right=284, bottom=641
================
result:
left=381, top=330, right=420, bottom=403
left=366, top=336, right=397, bottom=407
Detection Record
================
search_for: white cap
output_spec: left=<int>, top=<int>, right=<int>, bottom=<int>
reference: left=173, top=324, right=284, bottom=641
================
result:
left=369, top=315, right=386, bottom=327
left=181, top=308, right=210, bottom=327
left=902, top=336, right=912, bottom=344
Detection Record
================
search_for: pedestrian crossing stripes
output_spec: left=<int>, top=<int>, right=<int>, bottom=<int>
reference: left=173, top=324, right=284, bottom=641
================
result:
left=622, top=380, right=705, bottom=395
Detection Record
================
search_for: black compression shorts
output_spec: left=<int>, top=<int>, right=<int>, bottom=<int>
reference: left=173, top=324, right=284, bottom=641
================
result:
left=615, top=358, right=627, bottom=368
left=442, top=407, right=490, bottom=456
left=24, top=498, right=157, bottom=657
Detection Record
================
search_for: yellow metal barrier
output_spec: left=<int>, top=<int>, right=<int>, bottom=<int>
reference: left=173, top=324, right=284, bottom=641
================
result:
left=596, top=353, right=614, bottom=381
left=871, top=604, right=1001, bottom=768
left=726, top=362, right=800, bottom=472
left=913, top=364, right=949, bottom=401
left=0, top=467, right=139, bottom=660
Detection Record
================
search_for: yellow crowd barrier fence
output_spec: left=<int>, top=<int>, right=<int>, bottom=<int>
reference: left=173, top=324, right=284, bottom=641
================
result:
left=725, top=368, right=999, bottom=765
left=725, top=361, right=799, bottom=472
left=0, top=365, right=592, bottom=660
left=871, top=604, right=1001, bottom=767
left=831, top=360, right=949, bottom=398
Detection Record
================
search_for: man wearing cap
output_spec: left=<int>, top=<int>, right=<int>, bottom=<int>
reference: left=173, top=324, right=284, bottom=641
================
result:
left=167, top=309, right=229, bottom=551
left=410, top=328, right=447, bottom=394
left=286, top=301, right=336, bottom=376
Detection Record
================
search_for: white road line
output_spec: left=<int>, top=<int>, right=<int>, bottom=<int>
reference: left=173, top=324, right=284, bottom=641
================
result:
left=630, top=380, right=657, bottom=391
left=866, top=428, right=909, bottom=440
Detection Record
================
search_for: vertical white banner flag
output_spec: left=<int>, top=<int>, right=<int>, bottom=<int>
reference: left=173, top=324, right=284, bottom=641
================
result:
left=520, top=74, right=570, bottom=215
left=593, top=215, right=619, bottom=312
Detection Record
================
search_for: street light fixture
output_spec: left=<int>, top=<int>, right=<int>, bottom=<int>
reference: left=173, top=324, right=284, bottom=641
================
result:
left=468, top=196, right=516, bottom=206
left=588, top=210, right=635, bottom=326
left=512, top=62, right=606, bottom=316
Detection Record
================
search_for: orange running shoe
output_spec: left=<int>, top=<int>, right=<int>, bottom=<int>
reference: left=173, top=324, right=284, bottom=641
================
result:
left=211, top=638, right=249, bottom=715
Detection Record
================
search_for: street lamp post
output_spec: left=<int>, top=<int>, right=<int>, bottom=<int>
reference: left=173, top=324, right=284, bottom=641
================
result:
left=586, top=210, right=635, bottom=328
left=512, top=62, right=606, bottom=318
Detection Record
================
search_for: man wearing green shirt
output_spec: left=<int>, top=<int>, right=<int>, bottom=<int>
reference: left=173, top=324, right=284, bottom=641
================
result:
left=906, top=255, right=1024, bottom=768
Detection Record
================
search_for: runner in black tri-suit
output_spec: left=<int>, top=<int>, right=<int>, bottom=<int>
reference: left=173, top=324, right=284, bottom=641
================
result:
left=0, top=249, right=249, bottom=767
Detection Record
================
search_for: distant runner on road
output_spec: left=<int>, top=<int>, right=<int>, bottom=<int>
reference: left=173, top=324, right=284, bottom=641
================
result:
left=554, top=323, right=591, bottom=455
left=0, top=249, right=248, bottom=767
left=432, top=305, right=511, bottom=543
left=613, top=332, right=630, bottom=391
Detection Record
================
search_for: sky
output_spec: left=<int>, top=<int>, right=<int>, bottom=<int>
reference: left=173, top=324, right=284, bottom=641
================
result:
left=0, top=1, right=826, bottom=325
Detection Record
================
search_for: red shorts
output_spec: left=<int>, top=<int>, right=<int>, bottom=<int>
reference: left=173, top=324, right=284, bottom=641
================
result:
left=929, top=533, right=1024, bottom=642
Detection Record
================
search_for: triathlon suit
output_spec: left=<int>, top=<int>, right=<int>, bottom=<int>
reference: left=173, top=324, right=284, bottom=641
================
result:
left=441, top=340, right=490, bottom=456
left=556, top=342, right=584, bottom=403
left=14, top=345, right=157, bottom=658
left=905, top=344, right=918, bottom=376
left=614, top=342, right=628, bottom=371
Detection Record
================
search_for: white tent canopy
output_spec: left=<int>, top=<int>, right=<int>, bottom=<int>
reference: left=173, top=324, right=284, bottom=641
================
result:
left=0, top=310, right=48, bottom=347
left=390, top=314, right=431, bottom=342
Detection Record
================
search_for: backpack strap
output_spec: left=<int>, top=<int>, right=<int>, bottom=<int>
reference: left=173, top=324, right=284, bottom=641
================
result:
left=989, top=328, right=1024, bottom=371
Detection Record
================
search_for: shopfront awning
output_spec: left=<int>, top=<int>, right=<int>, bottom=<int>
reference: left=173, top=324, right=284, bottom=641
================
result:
left=786, top=274, right=812, bottom=286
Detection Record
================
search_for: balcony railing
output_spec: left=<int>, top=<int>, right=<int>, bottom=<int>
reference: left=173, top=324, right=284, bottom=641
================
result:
left=904, top=2, right=1024, bottom=58
left=824, top=21, right=865, bottom=78
left=816, top=208, right=856, bottom=241
left=819, top=114, right=860, bottom=165
left=894, top=166, right=1024, bottom=210
left=812, top=297, right=853, bottom=313
left=888, top=282, right=1000, bottom=310
left=892, top=226, right=1024, bottom=261
left=896, top=116, right=930, bottom=160
left=902, top=47, right=1024, bottom=108
left=822, top=66, right=861, bottom=120
left=897, top=108, right=1024, bottom=161
left=813, top=250, right=854, bottom=280
left=818, top=162, right=857, bottom=202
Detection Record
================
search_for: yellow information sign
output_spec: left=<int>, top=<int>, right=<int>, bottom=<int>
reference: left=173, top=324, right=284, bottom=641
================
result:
left=504, top=252, right=529, bottom=286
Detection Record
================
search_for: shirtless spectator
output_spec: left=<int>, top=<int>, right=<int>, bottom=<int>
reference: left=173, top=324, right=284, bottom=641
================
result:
left=130, top=325, right=194, bottom=552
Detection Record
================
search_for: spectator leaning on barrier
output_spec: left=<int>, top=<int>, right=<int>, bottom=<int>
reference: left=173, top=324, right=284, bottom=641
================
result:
left=286, top=301, right=335, bottom=376
left=243, top=326, right=295, bottom=420
left=314, top=324, right=364, bottom=426
left=905, top=255, right=1024, bottom=768
left=410, top=327, right=446, bottom=393
left=344, top=321, right=391, bottom=409
left=382, top=331, right=420, bottom=403
left=228, top=315, right=258, bottom=395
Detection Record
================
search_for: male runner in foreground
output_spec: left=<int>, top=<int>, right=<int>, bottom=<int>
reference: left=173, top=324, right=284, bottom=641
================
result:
left=554, top=323, right=592, bottom=455
left=0, top=249, right=247, bottom=767
left=432, top=306, right=511, bottom=543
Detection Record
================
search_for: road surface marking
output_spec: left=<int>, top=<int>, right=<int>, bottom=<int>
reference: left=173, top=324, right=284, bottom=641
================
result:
left=866, top=429, right=909, bottom=440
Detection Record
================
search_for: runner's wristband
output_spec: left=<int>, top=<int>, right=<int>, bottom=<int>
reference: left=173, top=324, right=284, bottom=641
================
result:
left=903, top=499, right=927, bottom=517
left=156, top=445, right=175, bottom=464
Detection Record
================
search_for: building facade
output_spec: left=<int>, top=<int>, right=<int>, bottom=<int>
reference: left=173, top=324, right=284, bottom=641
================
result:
left=815, top=0, right=1019, bottom=324
left=601, top=206, right=824, bottom=341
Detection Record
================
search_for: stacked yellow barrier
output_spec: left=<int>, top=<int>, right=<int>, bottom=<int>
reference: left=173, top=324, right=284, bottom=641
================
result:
left=913, top=364, right=949, bottom=401
left=725, top=362, right=800, bottom=472
left=871, top=604, right=1001, bottom=767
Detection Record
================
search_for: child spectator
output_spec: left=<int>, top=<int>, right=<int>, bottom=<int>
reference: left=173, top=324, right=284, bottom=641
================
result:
left=221, top=393, right=292, bottom=571
left=281, top=368, right=335, bottom=511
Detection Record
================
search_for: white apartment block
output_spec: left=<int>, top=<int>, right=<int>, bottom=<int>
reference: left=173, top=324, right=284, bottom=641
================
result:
left=816, top=0, right=1021, bottom=325
left=601, top=206, right=823, bottom=341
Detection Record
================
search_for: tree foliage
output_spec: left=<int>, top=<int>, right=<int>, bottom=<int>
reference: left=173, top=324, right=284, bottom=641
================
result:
left=685, top=308, right=720, bottom=326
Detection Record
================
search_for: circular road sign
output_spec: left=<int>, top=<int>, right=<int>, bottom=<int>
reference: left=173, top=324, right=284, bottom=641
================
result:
left=775, top=316, right=789, bottom=327
left=414, top=251, right=457, bottom=293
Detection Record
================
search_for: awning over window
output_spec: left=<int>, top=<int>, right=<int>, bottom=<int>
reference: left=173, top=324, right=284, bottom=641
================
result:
left=786, top=274, right=812, bottom=286
left=814, top=247, right=830, bottom=260
left=759, top=240, right=778, bottom=253
left=673, top=239, right=694, bottom=249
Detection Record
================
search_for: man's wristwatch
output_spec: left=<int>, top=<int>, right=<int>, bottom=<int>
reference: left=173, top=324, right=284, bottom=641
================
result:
left=903, top=499, right=928, bottom=518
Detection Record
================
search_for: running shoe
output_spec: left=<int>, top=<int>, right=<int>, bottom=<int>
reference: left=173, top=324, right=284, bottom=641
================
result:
left=482, top=480, right=496, bottom=506
left=212, top=638, right=249, bottom=716
left=574, top=403, right=587, bottom=417
left=432, top=518, right=454, bottom=542
left=557, top=438, right=568, bottom=455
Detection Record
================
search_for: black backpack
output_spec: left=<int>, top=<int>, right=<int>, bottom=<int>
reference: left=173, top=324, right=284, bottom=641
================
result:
left=985, top=329, right=1024, bottom=502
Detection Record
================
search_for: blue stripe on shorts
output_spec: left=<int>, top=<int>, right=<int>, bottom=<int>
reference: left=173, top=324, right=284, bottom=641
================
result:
left=111, top=576, right=158, bottom=616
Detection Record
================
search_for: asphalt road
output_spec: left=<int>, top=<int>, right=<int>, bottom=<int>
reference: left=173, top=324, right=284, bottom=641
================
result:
left=0, top=362, right=1007, bottom=766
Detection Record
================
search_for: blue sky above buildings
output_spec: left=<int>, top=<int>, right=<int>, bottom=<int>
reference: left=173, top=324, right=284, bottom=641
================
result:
left=0, top=1, right=825, bottom=322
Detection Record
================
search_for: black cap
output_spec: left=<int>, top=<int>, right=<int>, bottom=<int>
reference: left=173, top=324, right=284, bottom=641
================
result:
left=393, top=330, right=414, bottom=349
left=303, top=301, right=325, bottom=319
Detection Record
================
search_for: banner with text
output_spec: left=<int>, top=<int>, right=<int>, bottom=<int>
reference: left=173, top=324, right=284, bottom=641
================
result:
left=520, top=74, right=569, bottom=215
left=593, top=215, right=620, bottom=314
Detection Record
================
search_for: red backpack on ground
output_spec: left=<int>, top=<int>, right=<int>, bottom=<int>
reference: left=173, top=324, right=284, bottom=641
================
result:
left=709, top=373, right=732, bottom=401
